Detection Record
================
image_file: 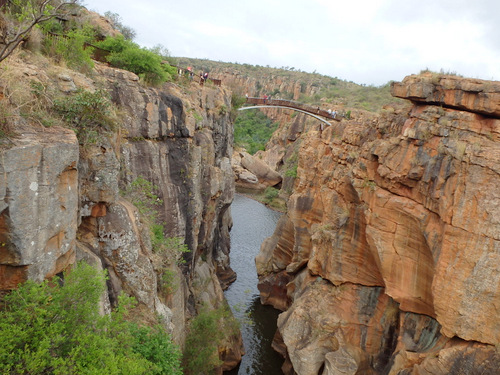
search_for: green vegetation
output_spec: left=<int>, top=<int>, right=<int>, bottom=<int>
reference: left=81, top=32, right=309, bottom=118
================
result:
left=230, top=93, right=246, bottom=121
left=121, top=177, right=190, bottom=294
left=0, top=0, right=80, bottom=63
left=2, top=2, right=177, bottom=86
left=299, top=82, right=396, bottom=112
left=183, top=304, right=239, bottom=375
left=283, top=150, right=299, bottom=179
left=0, top=262, right=182, bottom=374
left=96, top=36, right=177, bottom=85
left=42, top=25, right=97, bottom=73
left=284, top=163, right=298, bottom=178
left=242, top=186, right=287, bottom=212
left=122, top=176, right=163, bottom=220
left=234, top=110, right=279, bottom=154
left=104, top=11, right=136, bottom=41
left=54, top=88, right=116, bottom=144
left=263, top=186, right=279, bottom=202
left=362, top=178, right=377, bottom=191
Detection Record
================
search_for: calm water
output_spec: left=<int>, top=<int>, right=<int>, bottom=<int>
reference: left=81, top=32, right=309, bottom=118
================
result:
left=224, top=194, right=284, bottom=375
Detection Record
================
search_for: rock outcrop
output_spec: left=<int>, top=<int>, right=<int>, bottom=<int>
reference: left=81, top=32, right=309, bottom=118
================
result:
left=256, top=73, right=500, bottom=374
left=0, top=52, right=242, bottom=370
left=232, top=150, right=282, bottom=190
left=0, top=126, right=79, bottom=288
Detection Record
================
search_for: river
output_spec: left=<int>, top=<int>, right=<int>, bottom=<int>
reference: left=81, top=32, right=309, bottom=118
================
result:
left=224, top=194, right=284, bottom=375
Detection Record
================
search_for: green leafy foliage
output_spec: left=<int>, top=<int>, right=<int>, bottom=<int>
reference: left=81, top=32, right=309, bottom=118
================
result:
left=230, top=94, right=246, bottom=121
left=130, top=324, right=183, bottom=375
left=183, top=304, right=239, bottom=375
left=234, top=110, right=279, bottom=154
left=152, top=231, right=190, bottom=263
left=263, top=187, right=279, bottom=202
left=43, top=26, right=96, bottom=73
left=104, top=11, right=136, bottom=41
left=0, top=262, right=182, bottom=374
left=284, top=164, right=298, bottom=178
left=0, top=0, right=80, bottom=63
left=53, top=88, right=116, bottom=144
left=159, top=269, right=178, bottom=295
left=97, top=36, right=176, bottom=85
left=122, top=176, right=163, bottom=220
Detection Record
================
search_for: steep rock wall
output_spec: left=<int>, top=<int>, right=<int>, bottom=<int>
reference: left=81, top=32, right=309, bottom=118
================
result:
left=256, top=73, right=500, bottom=374
left=0, top=55, right=241, bottom=370
left=0, top=126, right=79, bottom=288
left=209, top=69, right=325, bottom=101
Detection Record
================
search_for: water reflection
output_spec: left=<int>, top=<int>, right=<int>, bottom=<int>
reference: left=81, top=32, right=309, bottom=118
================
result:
left=224, top=194, right=284, bottom=375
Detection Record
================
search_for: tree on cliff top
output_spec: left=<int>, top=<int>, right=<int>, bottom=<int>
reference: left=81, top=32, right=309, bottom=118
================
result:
left=0, top=0, right=80, bottom=63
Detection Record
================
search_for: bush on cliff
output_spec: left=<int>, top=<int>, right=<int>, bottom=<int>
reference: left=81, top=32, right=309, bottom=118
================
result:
left=53, top=88, right=116, bottom=144
left=41, top=25, right=97, bottom=73
left=183, top=304, right=239, bottom=375
left=0, top=262, right=182, bottom=375
left=97, top=36, right=177, bottom=85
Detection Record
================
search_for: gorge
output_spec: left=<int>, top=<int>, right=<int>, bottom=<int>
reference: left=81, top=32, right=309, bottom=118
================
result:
left=1, top=7, right=500, bottom=374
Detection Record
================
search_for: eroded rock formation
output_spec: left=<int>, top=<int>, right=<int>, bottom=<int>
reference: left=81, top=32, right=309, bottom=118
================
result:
left=232, top=149, right=282, bottom=190
left=0, top=52, right=241, bottom=371
left=256, top=73, right=500, bottom=374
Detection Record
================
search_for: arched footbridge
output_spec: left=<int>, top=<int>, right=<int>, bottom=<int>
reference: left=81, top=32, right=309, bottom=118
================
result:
left=238, top=97, right=341, bottom=126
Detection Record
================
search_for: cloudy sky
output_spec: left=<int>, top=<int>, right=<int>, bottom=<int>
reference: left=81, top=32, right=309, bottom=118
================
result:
left=82, top=0, right=500, bottom=86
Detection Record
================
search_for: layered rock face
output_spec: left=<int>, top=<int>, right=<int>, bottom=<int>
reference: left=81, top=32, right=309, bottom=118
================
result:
left=0, top=54, right=241, bottom=369
left=256, top=73, right=500, bottom=374
left=208, top=69, right=325, bottom=101
left=0, top=126, right=79, bottom=289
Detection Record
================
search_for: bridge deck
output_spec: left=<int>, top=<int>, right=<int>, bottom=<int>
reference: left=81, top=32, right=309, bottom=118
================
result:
left=244, top=97, right=339, bottom=121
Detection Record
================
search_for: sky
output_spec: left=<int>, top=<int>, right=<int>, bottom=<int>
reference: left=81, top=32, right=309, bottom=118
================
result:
left=82, top=0, right=500, bottom=86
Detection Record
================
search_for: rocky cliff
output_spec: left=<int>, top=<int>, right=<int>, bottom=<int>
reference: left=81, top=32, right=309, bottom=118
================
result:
left=0, top=51, right=241, bottom=371
left=256, top=73, right=500, bottom=374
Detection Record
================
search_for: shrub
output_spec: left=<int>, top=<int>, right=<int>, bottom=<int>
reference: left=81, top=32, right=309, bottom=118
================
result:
left=160, top=269, right=178, bottom=295
left=152, top=233, right=190, bottom=263
left=53, top=88, right=116, bottom=144
left=104, top=11, right=136, bottom=41
left=263, top=186, right=279, bottom=202
left=130, top=324, right=183, bottom=375
left=183, top=304, right=239, bottom=375
left=97, top=36, right=175, bottom=85
left=284, top=163, right=298, bottom=178
left=0, top=262, right=182, bottom=374
left=42, top=26, right=96, bottom=73
left=122, top=176, right=163, bottom=220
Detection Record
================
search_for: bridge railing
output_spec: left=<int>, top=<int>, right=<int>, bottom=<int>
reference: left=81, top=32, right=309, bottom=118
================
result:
left=245, top=97, right=339, bottom=121
left=175, top=67, right=222, bottom=87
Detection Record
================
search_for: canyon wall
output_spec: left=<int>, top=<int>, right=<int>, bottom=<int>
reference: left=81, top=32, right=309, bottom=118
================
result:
left=256, top=73, right=500, bottom=374
left=0, top=53, right=241, bottom=370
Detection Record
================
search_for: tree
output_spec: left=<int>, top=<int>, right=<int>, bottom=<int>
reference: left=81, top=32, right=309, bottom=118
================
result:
left=0, top=262, right=183, bottom=374
left=0, top=0, right=79, bottom=63
left=103, top=11, right=136, bottom=41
